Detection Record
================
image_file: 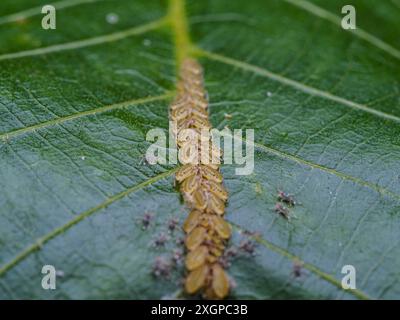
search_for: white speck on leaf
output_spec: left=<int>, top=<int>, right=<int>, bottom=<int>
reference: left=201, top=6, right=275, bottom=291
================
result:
left=143, top=39, right=152, bottom=47
left=106, top=13, right=119, bottom=24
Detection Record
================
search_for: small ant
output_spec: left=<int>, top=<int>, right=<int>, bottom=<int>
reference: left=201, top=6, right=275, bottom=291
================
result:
left=176, top=237, right=185, bottom=246
left=277, top=190, right=297, bottom=206
left=153, top=233, right=169, bottom=247
left=140, top=212, right=153, bottom=230
left=274, top=203, right=291, bottom=220
left=168, top=218, right=179, bottom=233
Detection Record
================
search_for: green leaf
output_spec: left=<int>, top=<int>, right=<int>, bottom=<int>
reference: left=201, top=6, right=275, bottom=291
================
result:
left=1, top=0, right=399, bottom=299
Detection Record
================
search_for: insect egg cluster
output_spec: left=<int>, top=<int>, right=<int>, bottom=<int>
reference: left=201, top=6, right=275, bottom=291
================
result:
left=170, top=58, right=231, bottom=299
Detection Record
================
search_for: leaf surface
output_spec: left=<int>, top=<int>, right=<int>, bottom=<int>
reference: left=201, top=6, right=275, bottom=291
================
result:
left=0, top=0, right=399, bottom=299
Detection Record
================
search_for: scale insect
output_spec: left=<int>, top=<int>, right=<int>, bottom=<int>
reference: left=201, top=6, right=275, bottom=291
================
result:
left=170, top=58, right=231, bottom=299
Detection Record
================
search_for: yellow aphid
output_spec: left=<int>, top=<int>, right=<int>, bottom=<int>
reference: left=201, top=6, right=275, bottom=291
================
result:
left=170, top=96, right=187, bottom=110
left=207, top=163, right=220, bottom=171
left=209, top=246, right=223, bottom=257
left=176, top=164, right=197, bottom=182
left=193, top=189, right=208, bottom=211
left=182, top=59, right=203, bottom=76
left=185, top=226, right=206, bottom=250
left=190, top=106, right=208, bottom=119
left=181, top=175, right=200, bottom=195
left=185, top=86, right=206, bottom=100
left=186, top=76, right=203, bottom=87
left=183, top=210, right=202, bottom=233
left=171, top=107, right=188, bottom=121
left=211, top=215, right=231, bottom=239
left=201, top=166, right=223, bottom=183
left=170, top=58, right=232, bottom=299
left=211, top=264, right=230, bottom=299
left=185, top=264, right=208, bottom=294
left=207, top=180, right=228, bottom=201
left=204, top=287, right=218, bottom=299
left=195, top=97, right=208, bottom=110
left=208, top=193, right=225, bottom=215
left=206, top=255, right=218, bottom=264
left=191, top=116, right=211, bottom=130
left=185, top=245, right=208, bottom=270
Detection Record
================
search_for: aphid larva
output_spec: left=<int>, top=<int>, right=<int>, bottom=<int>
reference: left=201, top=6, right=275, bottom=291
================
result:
left=185, top=226, right=207, bottom=250
left=186, top=76, right=203, bottom=87
left=181, top=175, right=200, bottom=195
left=209, top=246, right=223, bottom=257
left=193, top=189, right=208, bottom=211
left=201, top=165, right=223, bottom=183
left=185, top=245, right=208, bottom=270
left=171, top=107, right=189, bottom=121
left=211, top=215, right=231, bottom=239
left=185, top=86, right=206, bottom=100
left=211, top=264, right=230, bottom=299
left=170, top=94, right=187, bottom=109
left=171, top=57, right=231, bottom=299
left=176, top=164, right=197, bottom=182
left=190, top=106, right=209, bottom=119
left=191, top=116, right=211, bottom=130
left=208, top=193, right=225, bottom=215
left=182, top=59, right=203, bottom=76
left=207, top=180, right=228, bottom=201
left=207, top=163, right=220, bottom=171
left=183, top=210, right=202, bottom=233
left=185, top=264, right=208, bottom=294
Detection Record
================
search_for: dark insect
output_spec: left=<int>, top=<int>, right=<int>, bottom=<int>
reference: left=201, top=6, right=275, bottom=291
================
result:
left=140, top=212, right=153, bottom=230
left=171, top=249, right=184, bottom=265
left=274, top=203, right=291, bottom=220
left=152, top=256, right=173, bottom=278
left=153, top=233, right=169, bottom=247
left=219, top=246, right=239, bottom=268
left=292, top=259, right=304, bottom=278
left=239, top=239, right=256, bottom=255
left=168, top=218, right=179, bottom=233
left=277, top=190, right=297, bottom=206
left=176, top=237, right=185, bottom=246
